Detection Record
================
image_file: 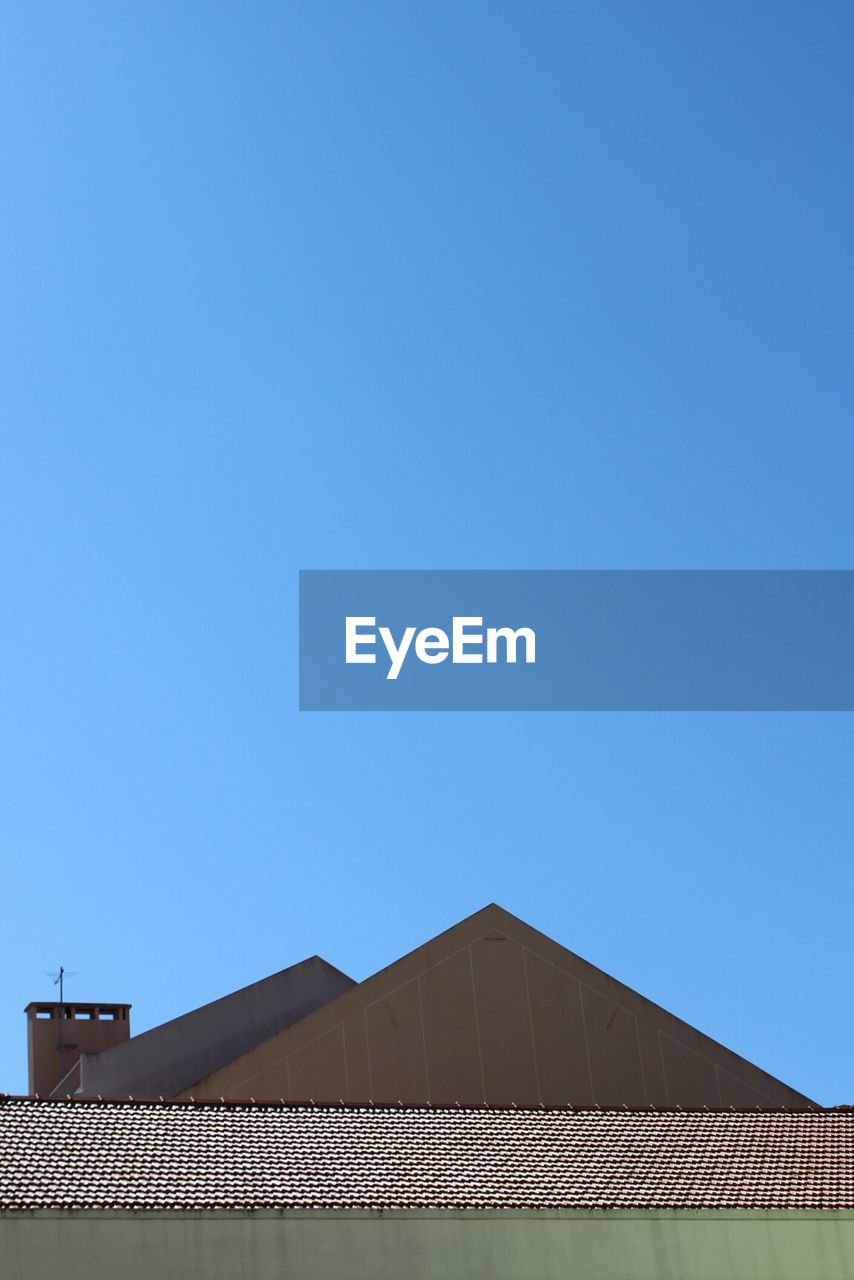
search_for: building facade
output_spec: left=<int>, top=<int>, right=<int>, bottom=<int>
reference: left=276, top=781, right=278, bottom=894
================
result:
left=27, top=905, right=811, bottom=1110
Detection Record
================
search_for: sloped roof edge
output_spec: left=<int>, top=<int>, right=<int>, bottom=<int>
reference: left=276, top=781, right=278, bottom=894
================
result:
left=71, top=956, right=355, bottom=1101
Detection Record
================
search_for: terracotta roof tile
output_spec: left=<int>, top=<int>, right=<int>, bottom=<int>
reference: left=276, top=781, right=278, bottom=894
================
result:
left=1, top=1096, right=852, bottom=1212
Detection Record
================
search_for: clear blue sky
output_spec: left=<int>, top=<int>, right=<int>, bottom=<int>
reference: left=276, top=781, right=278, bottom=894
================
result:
left=1, top=3, right=852, bottom=1103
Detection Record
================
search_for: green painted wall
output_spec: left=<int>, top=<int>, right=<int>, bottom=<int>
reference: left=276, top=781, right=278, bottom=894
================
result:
left=4, top=1209, right=854, bottom=1280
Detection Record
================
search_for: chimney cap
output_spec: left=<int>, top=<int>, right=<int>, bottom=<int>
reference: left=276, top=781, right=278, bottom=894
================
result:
left=24, top=1002, right=132, bottom=1016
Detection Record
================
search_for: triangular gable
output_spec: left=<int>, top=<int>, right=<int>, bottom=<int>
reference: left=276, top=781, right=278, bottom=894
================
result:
left=180, top=905, right=812, bottom=1107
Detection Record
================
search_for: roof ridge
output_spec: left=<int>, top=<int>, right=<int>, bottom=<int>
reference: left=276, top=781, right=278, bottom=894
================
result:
left=0, top=1092, right=831, bottom=1115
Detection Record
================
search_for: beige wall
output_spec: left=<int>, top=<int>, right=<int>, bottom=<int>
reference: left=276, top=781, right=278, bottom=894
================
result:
left=183, top=905, right=810, bottom=1107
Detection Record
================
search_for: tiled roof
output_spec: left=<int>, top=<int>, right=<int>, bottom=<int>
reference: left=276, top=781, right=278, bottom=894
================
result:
left=1, top=1096, right=852, bottom=1212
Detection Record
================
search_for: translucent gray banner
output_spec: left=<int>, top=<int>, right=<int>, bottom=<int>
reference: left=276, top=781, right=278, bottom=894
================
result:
left=299, top=571, right=854, bottom=711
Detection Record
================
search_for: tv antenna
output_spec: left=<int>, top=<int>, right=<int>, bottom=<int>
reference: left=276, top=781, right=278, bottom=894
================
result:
left=44, top=967, right=79, bottom=1004
left=43, top=967, right=80, bottom=1071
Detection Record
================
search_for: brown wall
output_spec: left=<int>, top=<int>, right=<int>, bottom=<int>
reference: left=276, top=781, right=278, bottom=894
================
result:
left=26, top=1004, right=130, bottom=1097
left=182, top=906, right=811, bottom=1108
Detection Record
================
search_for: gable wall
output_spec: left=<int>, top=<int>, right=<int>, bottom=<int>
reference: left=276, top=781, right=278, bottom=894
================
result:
left=182, top=907, right=811, bottom=1108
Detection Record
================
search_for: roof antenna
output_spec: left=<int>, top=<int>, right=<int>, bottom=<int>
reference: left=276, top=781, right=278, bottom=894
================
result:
left=45, top=966, right=80, bottom=1069
left=44, top=966, right=79, bottom=1005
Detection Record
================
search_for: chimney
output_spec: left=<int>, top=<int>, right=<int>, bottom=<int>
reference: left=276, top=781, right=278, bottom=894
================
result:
left=25, top=1002, right=131, bottom=1097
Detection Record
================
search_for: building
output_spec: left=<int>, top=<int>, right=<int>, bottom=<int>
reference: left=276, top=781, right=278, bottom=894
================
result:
left=26, top=904, right=810, bottom=1109
left=2, top=1095, right=854, bottom=1279
left=8, top=904, right=850, bottom=1278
